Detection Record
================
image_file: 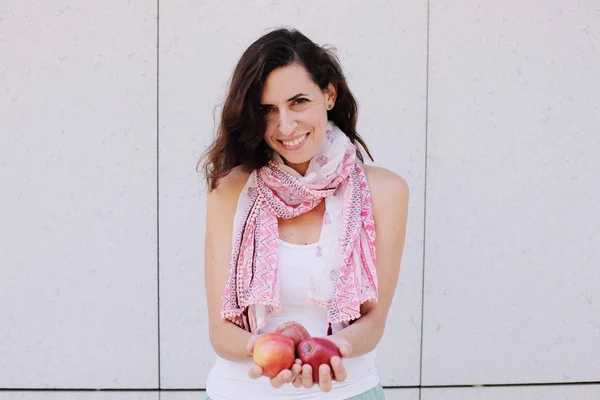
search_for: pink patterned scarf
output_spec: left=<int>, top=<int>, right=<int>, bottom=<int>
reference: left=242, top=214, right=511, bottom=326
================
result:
left=220, top=122, right=378, bottom=334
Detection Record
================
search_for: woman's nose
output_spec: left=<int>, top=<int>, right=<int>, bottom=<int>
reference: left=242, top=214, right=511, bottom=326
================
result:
left=278, top=110, right=298, bottom=136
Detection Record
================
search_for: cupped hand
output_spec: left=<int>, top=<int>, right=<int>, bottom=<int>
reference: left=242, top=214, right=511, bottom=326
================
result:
left=246, top=335, right=302, bottom=388
left=291, top=336, right=351, bottom=392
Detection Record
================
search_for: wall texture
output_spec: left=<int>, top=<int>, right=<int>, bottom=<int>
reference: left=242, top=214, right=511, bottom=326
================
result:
left=1, top=0, right=598, bottom=399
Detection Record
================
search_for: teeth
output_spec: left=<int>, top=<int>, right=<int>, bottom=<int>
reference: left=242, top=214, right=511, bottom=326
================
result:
left=282, top=134, right=307, bottom=147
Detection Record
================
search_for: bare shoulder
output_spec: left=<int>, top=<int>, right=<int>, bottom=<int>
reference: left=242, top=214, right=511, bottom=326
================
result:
left=363, top=165, right=410, bottom=206
left=209, top=165, right=252, bottom=203
left=206, top=165, right=252, bottom=226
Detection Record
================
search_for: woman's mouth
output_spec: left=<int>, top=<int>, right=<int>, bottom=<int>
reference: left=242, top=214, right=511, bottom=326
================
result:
left=279, top=132, right=309, bottom=150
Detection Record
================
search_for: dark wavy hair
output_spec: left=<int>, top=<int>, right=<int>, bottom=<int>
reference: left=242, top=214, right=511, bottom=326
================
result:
left=198, top=27, right=374, bottom=190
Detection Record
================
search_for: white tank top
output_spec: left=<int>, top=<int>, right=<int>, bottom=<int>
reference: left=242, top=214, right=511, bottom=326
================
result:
left=206, top=177, right=379, bottom=399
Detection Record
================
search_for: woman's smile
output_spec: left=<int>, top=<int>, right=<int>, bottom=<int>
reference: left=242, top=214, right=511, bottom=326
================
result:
left=278, top=132, right=310, bottom=150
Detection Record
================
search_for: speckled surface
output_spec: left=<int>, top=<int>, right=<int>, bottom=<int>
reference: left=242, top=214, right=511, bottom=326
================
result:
left=422, top=0, right=600, bottom=386
left=422, top=385, right=600, bottom=400
left=0, top=0, right=158, bottom=389
left=0, top=394, right=158, bottom=400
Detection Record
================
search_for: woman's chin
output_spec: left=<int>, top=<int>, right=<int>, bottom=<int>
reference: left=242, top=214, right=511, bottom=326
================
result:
left=279, top=147, right=313, bottom=164
left=283, top=155, right=311, bottom=164
left=280, top=154, right=313, bottom=172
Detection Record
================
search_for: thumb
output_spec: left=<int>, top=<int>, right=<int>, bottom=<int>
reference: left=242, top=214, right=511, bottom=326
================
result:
left=328, top=336, right=351, bottom=357
left=339, top=340, right=352, bottom=357
left=247, top=335, right=259, bottom=353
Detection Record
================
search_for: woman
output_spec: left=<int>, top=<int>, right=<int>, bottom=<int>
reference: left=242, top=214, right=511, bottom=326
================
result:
left=200, top=28, right=409, bottom=399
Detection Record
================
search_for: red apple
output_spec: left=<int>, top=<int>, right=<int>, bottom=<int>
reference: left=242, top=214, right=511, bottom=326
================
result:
left=297, top=337, right=342, bottom=383
left=275, top=321, right=311, bottom=347
left=252, top=332, right=296, bottom=378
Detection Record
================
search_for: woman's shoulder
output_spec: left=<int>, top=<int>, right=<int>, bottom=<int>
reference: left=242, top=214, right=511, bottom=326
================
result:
left=207, top=165, right=253, bottom=206
left=363, top=164, right=410, bottom=221
left=363, top=165, right=410, bottom=236
left=363, top=164, right=410, bottom=199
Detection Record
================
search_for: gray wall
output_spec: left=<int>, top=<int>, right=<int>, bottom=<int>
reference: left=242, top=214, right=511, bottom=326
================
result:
left=1, top=1, right=598, bottom=399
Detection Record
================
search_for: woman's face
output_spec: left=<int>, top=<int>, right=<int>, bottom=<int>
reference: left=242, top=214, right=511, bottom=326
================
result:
left=260, top=63, right=336, bottom=175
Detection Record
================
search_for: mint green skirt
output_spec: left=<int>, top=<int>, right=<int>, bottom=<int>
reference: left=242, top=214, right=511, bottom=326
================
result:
left=205, top=382, right=384, bottom=399
left=347, top=383, right=385, bottom=399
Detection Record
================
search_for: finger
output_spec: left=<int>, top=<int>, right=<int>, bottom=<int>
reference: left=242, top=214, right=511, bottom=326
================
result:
left=302, top=364, right=314, bottom=388
left=292, top=374, right=303, bottom=388
left=341, top=341, right=352, bottom=357
left=295, top=358, right=302, bottom=365
left=290, top=363, right=302, bottom=381
left=318, top=364, right=333, bottom=392
left=248, top=364, right=262, bottom=380
left=330, top=356, right=347, bottom=382
left=270, top=369, right=292, bottom=388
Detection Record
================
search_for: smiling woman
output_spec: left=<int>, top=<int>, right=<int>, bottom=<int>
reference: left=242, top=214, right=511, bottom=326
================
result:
left=198, top=28, right=409, bottom=400
left=199, top=28, right=373, bottom=190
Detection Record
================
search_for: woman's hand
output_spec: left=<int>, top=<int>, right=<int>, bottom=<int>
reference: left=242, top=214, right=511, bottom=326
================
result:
left=291, top=336, right=352, bottom=392
left=246, top=335, right=303, bottom=388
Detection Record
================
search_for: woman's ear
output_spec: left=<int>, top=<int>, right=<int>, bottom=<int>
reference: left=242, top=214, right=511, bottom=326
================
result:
left=325, top=83, right=338, bottom=106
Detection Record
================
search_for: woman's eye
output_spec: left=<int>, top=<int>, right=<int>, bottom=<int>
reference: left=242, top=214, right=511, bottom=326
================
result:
left=260, top=107, right=273, bottom=115
left=293, top=98, right=308, bottom=105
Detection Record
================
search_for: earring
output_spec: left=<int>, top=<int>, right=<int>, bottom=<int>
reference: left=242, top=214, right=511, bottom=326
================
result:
left=327, top=103, right=333, bottom=110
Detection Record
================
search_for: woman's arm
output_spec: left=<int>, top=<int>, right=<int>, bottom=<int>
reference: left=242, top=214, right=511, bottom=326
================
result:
left=204, top=168, right=304, bottom=386
left=291, top=166, right=409, bottom=392
left=330, top=166, right=410, bottom=357
left=204, top=167, right=254, bottom=362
